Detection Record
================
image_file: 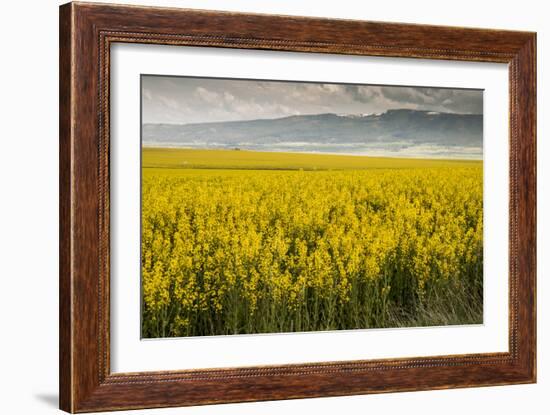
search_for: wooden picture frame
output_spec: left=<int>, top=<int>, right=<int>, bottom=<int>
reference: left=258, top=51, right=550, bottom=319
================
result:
left=59, top=2, right=536, bottom=412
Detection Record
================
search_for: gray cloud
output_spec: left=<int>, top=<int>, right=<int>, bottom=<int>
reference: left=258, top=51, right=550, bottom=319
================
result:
left=344, top=85, right=383, bottom=104
left=142, top=76, right=482, bottom=124
left=377, top=86, right=483, bottom=114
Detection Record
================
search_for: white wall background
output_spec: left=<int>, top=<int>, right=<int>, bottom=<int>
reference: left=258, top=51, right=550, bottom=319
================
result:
left=0, top=0, right=546, bottom=414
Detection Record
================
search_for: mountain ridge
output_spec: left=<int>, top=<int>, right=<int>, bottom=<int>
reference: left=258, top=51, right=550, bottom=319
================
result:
left=143, top=109, right=482, bottom=155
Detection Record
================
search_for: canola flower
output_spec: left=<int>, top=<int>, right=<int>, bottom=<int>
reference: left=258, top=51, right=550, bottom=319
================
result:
left=141, top=156, right=483, bottom=338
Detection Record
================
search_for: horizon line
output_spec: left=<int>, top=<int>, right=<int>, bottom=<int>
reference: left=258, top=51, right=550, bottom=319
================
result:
left=142, top=108, right=483, bottom=126
left=142, top=145, right=483, bottom=162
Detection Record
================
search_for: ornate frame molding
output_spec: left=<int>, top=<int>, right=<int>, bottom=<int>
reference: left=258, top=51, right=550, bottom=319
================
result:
left=60, top=2, right=536, bottom=412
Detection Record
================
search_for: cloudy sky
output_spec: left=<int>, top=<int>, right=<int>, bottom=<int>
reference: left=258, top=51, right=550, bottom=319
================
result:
left=142, top=75, right=483, bottom=125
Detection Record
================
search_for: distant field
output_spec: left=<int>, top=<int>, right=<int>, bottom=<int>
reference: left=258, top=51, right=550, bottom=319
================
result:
left=142, top=147, right=481, bottom=171
left=141, top=147, right=483, bottom=338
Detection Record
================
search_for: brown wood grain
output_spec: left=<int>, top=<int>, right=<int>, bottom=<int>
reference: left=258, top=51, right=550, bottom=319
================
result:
left=59, top=3, right=73, bottom=411
left=59, top=2, right=536, bottom=412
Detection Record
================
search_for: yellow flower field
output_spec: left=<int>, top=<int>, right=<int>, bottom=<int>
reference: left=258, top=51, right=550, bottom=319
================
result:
left=141, top=148, right=483, bottom=338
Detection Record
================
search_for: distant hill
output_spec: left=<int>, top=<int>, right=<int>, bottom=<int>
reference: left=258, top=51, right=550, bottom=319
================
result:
left=142, top=109, right=482, bottom=157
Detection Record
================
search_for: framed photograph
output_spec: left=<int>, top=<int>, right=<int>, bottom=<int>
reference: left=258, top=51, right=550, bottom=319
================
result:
left=59, top=2, right=536, bottom=412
